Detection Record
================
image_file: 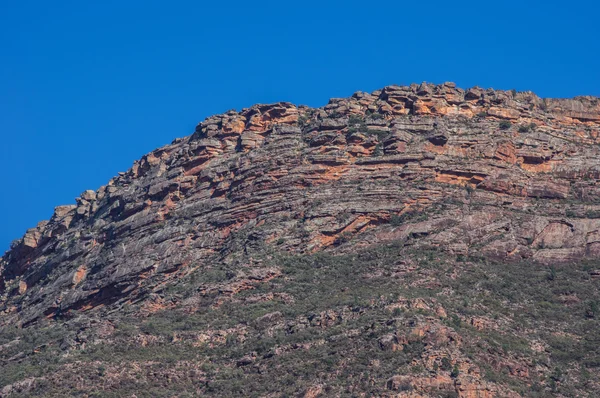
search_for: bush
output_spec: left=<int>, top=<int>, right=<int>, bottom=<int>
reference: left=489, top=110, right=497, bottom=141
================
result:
left=348, top=114, right=363, bottom=125
left=518, top=123, right=537, bottom=133
left=297, top=114, right=309, bottom=126
left=499, top=121, right=512, bottom=130
left=441, top=357, right=452, bottom=371
left=390, top=214, right=404, bottom=226
left=450, top=364, right=460, bottom=378
left=585, top=301, right=598, bottom=318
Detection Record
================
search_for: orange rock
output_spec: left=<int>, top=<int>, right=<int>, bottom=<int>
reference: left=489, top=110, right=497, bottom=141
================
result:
left=222, top=118, right=246, bottom=134
left=494, top=141, right=517, bottom=164
left=487, top=107, right=521, bottom=120
left=303, top=385, right=323, bottom=398
left=72, top=265, right=88, bottom=286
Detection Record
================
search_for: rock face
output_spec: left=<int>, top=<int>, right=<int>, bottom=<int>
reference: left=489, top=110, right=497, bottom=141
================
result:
left=3, top=83, right=600, bottom=325
left=1, top=83, right=600, bottom=397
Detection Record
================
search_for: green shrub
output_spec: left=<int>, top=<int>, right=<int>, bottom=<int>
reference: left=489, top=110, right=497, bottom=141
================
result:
left=441, top=357, right=452, bottom=371
left=390, top=214, right=403, bottom=226
left=348, top=114, right=363, bottom=125
left=450, top=364, right=460, bottom=378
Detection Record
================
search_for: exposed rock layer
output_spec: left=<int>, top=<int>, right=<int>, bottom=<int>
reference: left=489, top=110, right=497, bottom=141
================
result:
left=2, top=82, right=600, bottom=327
left=2, top=83, right=600, bottom=397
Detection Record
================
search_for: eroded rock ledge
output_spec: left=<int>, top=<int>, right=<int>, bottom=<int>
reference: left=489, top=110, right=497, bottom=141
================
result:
left=1, top=82, right=600, bottom=326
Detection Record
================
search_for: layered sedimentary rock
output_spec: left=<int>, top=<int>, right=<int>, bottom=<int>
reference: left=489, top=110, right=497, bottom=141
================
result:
left=2, top=82, right=600, bottom=327
left=2, top=83, right=600, bottom=397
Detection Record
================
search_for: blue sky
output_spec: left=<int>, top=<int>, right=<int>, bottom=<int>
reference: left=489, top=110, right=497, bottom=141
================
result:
left=1, top=0, right=599, bottom=253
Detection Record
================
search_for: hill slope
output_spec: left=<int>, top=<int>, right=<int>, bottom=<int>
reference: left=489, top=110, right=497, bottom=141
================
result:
left=2, top=83, right=600, bottom=397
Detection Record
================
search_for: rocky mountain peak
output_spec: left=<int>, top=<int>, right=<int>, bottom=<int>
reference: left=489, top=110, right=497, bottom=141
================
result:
left=1, top=83, right=600, bottom=396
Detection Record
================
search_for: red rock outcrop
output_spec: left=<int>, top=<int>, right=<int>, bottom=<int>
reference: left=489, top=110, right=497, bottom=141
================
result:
left=1, top=82, right=600, bottom=329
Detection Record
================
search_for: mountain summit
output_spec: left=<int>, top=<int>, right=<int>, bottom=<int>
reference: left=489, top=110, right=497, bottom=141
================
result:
left=2, top=83, right=600, bottom=397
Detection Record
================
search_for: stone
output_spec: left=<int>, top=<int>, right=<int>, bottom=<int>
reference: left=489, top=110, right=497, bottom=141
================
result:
left=80, top=190, right=97, bottom=201
left=2, top=81, right=600, bottom=333
left=1, top=82, right=600, bottom=397
left=487, top=106, right=521, bottom=120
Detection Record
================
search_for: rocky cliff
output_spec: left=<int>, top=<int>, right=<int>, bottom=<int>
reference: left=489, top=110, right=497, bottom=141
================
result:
left=1, top=83, right=600, bottom=397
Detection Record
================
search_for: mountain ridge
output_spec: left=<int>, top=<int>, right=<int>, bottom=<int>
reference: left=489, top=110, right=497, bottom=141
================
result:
left=4, top=81, right=600, bottom=323
left=6, top=82, right=600, bottom=257
left=2, top=82, right=600, bottom=397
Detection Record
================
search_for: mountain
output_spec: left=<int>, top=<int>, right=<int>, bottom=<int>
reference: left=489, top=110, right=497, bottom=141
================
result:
left=1, top=82, right=600, bottom=397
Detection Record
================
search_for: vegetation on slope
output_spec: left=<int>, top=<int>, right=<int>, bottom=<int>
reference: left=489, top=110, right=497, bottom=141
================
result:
left=2, top=241, right=599, bottom=397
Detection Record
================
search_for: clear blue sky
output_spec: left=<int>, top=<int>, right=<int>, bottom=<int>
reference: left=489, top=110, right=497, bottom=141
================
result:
left=1, top=0, right=599, bottom=253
